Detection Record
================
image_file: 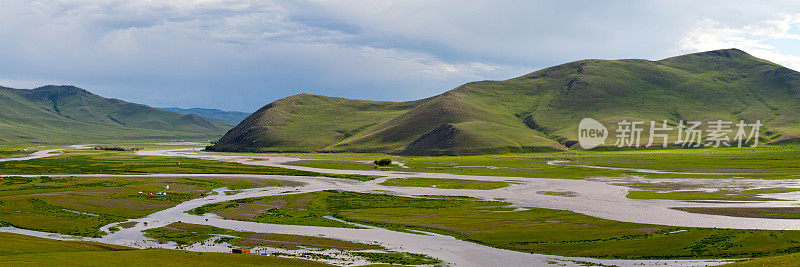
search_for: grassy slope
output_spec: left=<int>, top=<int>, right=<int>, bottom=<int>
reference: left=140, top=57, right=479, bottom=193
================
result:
left=0, top=85, right=231, bottom=143
left=330, top=89, right=564, bottom=154
left=211, top=49, right=800, bottom=155
left=211, top=94, right=423, bottom=152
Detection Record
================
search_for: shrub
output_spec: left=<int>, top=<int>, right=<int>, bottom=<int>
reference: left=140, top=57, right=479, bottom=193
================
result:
left=373, top=158, right=392, bottom=166
left=92, top=146, right=142, bottom=151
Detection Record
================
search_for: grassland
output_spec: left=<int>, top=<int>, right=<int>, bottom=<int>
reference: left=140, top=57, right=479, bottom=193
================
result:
left=0, top=149, right=375, bottom=181
left=284, top=145, right=800, bottom=180
left=0, top=175, right=293, bottom=237
left=0, top=250, right=333, bottom=267
left=190, top=190, right=800, bottom=259
left=726, top=252, right=800, bottom=266
left=674, top=207, right=800, bottom=219
left=286, top=160, right=381, bottom=171
left=145, top=222, right=383, bottom=251
left=350, top=252, right=442, bottom=265
left=118, top=144, right=207, bottom=151
left=741, top=188, right=800, bottom=194
left=144, top=223, right=443, bottom=265
left=378, top=178, right=509, bottom=190
left=536, top=191, right=578, bottom=197
left=414, top=195, right=482, bottom=200
left=0, top=148, right=39, bottom=158
left=0, top=232, right=330, bottom=266
left=0, top=232, right=131, bottom=255
left=626, top=190, right=784, bottom=201
left=186, top=191, right=460, bottom=229
left=0, top=233, right=329, bottom=266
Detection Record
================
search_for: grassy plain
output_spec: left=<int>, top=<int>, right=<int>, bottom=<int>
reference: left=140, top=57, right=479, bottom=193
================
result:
left=675, top=207, right=800, bottom=219
left=0, top=148, right=39, bottom=158
left=0, top=175, right=292, bottom=237
left=191, top=190, right=800, bottom=259
left=626, top=190, right=785, bottom=201
left=350, top=252, right=442, bottom=265
left=0, top=232, right=130, bottom=255
left=726, top=252, right=800, bottom=266
left=144, top=222, right=383, bottom=250
left=4, top=143, right=800, bottom=263
left=379, top=177, right=509, bottom=190
left=144, top=221, right=442, bottom=265
left=0, top=149, right=375, bottom=181
left=0, top=232, right=330, bottom=266
left=283, top=145, right=800, bottom=180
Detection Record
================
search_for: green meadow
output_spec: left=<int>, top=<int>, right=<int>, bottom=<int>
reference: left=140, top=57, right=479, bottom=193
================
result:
left=190, top=190, right=800, bottom=259
left=3, top=144, right=800, bottom=264
left=379, top=177, right=510, bottom=190
left=143, top=223, right=442, bottom=265
left=626, top=190, right=788, bottom=201
left=726, top=252, right=800, bottom=266
left=0, top=148, right=39, bottom=158
left=0, top=175, right=292, bottom=237
left=145, top=222, right=383, bottom=250
left=0, top=232, right=329, bottom=267
left=0, top=149, right=375, bottom=181
left=285, top=145, right=800, bottom=179
left=674, top=207, right=800, bottom=220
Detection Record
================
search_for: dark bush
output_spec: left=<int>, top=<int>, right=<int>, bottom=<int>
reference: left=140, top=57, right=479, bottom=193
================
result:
left=373, top=158, right=392, bottom=166
left=93, top=146, right=142, bottom=151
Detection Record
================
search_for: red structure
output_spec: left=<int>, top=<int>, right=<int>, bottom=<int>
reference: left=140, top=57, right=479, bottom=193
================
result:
left=232, top=248, right=250, bottom=254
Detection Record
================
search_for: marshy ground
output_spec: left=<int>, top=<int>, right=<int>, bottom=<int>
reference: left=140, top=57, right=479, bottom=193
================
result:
left=1, top=144, right=800, bottom=266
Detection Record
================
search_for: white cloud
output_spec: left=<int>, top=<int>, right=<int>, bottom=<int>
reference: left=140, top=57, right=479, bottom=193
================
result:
left=0, top=1, right=798, bottom=111
left=746, top=49, right=800, bottom=71
left=0, top=0, right=521, bottom=110
left=680, top=14, right=800, bottom=70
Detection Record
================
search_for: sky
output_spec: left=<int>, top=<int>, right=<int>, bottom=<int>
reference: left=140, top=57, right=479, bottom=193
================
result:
left=1, top=0, right=799, bottom=112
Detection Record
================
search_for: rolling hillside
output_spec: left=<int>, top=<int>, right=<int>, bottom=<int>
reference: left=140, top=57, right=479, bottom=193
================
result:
left=0, top=85, right=230, bottom=143
left=209, top=49, right=800, bottom=155
left=160, top=107, right=250, bottom=125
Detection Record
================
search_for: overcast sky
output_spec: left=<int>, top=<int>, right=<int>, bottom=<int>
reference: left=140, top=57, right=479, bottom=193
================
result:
left=1, top=0, right=799, bottom=112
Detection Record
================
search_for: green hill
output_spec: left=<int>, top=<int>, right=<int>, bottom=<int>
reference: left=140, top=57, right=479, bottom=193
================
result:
left=0, top=85, right=231, bottom=143
left=160, top=107, right=250, bottom=125
left=209, top=49, right=800, bottom=155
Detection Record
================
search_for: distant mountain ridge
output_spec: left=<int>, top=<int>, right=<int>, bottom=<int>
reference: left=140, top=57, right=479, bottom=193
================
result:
left=0, top=85, right=230, bottom=143
left=209, top=49, right=800, bottom=155
left=159, top=107, right=249, bottom=125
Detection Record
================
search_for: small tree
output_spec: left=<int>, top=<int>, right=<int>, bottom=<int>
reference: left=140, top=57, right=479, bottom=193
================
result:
left=373, top=158, right=392, bottom=166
